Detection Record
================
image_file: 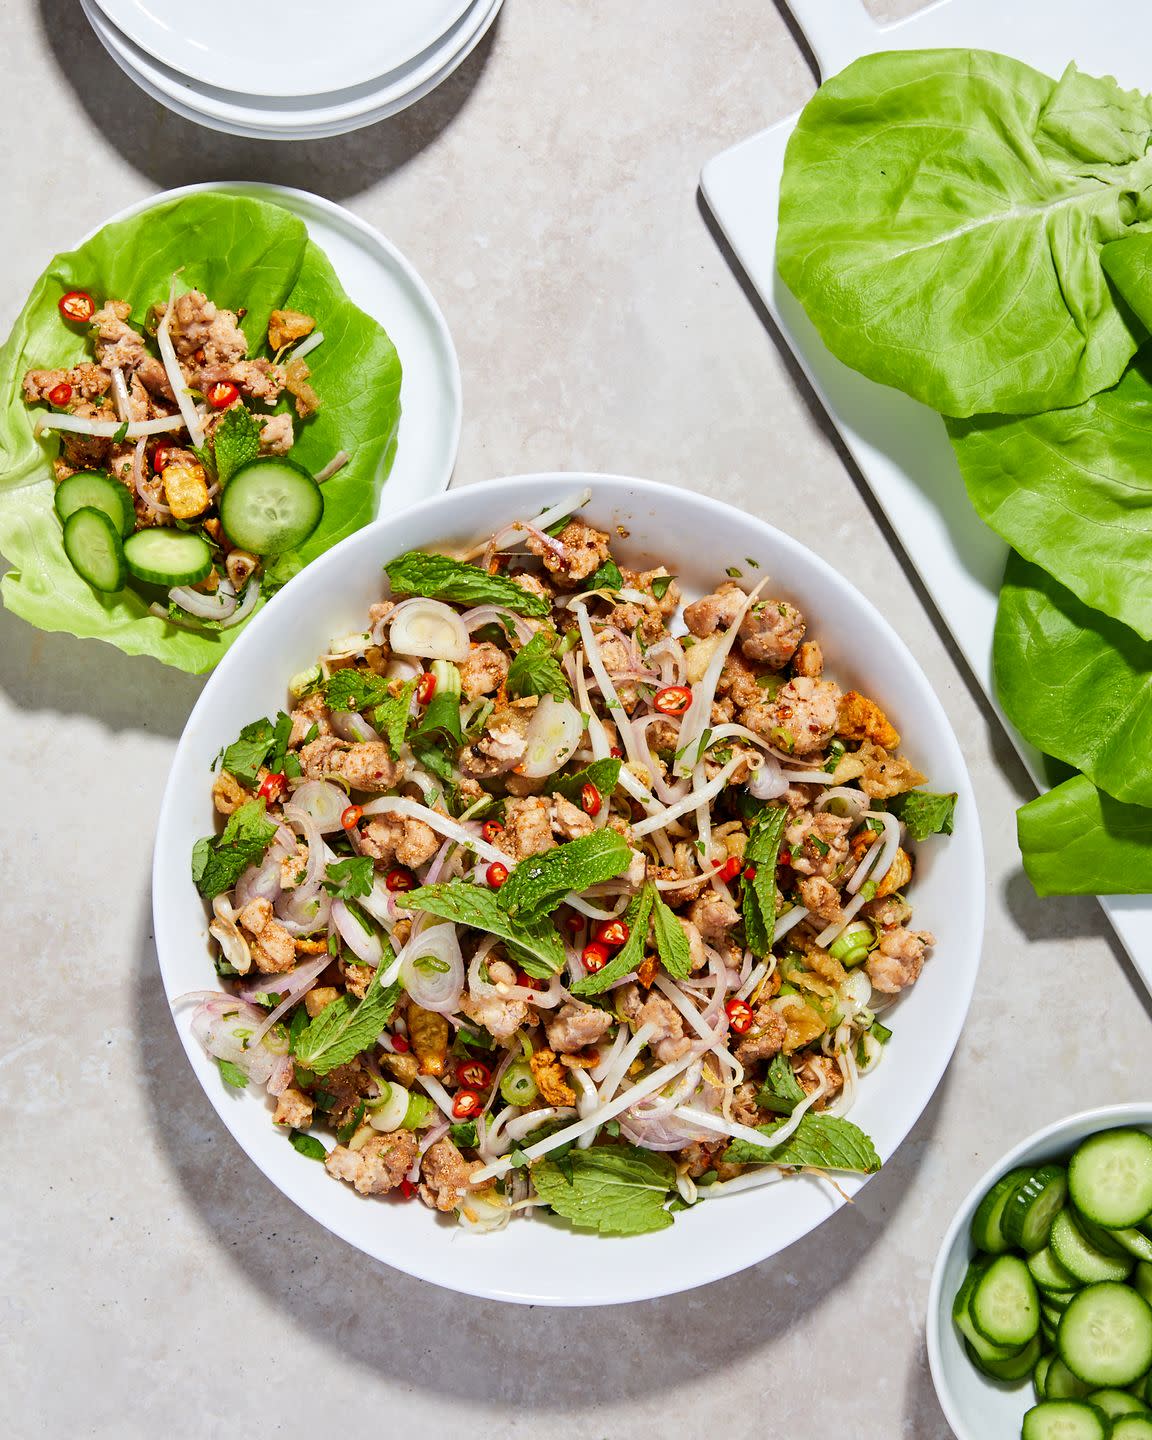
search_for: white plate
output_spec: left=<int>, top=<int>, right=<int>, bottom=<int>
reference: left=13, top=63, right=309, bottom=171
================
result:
left=99, top=182, right=461, bottom=514
left=91, top=0, right=475, bottom=97
left=81, top=0, right=502, bottom=139
left=700, top=0, right=1152, bottom=991
left=152, top=474, right=985, bottom=1305
left=81, top=0, right=497, bottom=131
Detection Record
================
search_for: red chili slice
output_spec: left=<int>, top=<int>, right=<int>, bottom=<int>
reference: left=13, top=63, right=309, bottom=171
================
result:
left=719, top=855, right=743, bottom=884
left=341, top=805, right=363, bottom=830
left=582, top=942, right=610, bottom=973
left=257, top=772, right=287, bottom=804
left=594, top=919, right=629, bottom=949
left=416, top=670, right=437, bottom=705
left=398, top=1178, right=417, bottom=1200
left=580, top=782, right=602, bottom=817
left=743, top=864, right=757, bottom=880
left=481, top=819, right=504, bottom=843
left=47, top=381, right=73, bottom=407
left=726, top=998, right=754, bottom=1034
left=515, top=969, right=542, bottom=990
left=391, top=1034, right=410, bottom=1054
left=653, top=685, right=692, bottom=716
left=457, top=1060, right=492, bottom=1089
left=206, top=380, right=240, bottom=409
left=152, top=443, right=175, bottom=474
left=58, top=291, right=95, bottom=324
left=386, top=868, right=415, bottom=892
left=452, top=1089, right=483, bottom=1120
left=486, top=862, right=509, bottom=890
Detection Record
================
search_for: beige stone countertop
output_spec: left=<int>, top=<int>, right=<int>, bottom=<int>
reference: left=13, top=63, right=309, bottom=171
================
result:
left=3, top=2, right=1149, bottom=1437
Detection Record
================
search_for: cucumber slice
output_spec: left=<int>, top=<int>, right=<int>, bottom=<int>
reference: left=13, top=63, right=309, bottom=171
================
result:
left=1046, top=1357, right=1094, bottom=1400
left=1077, top=1212, right=1135, bottom=1260
left=1007, top=1166, right=1071, bottom=1253
left=1059, top=1282, right=1152, bottom=1387
left=966, top=1332, right=1043, bottom=1383
left=218, top=457, right=322, bottom=555
left=54, top=470, right=134, bottom=538
left=954, top=1262, right=1025, bottom=1362
left=1035, top=1353, right=1054, bottom=1400
left=123, top=528, right=213, bottom=586
left=1136, top=1265, right=1152, bottom=1309
left=1070, top=1130, right=1152, bottom=1229
left=1030, top=1246, right=1082, bottom=1295
left=1052, top=1208, right=1134, bottom=1284
left=972, top=1255, right=1041, bottom=1347
left=1022, top=1402, right=1111, bottom=1440
left=1114, top=1418, right=1152, bottom=1439
left=1112, top=1229, right=1152, bottom=1264
left=972, top=1168, right=1031, bottom=1255
left=62, top=507, right=125, bottom=592
left=1090, top=1388, right=1152, bottom=1418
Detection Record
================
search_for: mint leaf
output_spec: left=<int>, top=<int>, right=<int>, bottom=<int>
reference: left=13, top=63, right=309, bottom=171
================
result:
left=651, top=892, right=691, bottom=979
left=323, top=857, right=374, bottom=901
left=531, top=1145, right=676, bottom=1235
left=650, top=573, right=674, bottom=601
left=212, top=403, right=263, bottom=485
left=404, top=881, right=566, bottom=976
left=191, top=798, right=278, bottom=899
left=323, top=669, right=391, bottom=713
left=571, top=885, right=654, bottom=996
left=553, top=757, right=622, bottom=809
left=891, top=789, right=957, bottom=842
left=217, top=1057, right=249, bottom=1089
left=742, top=804, right=788, bottom=957
left=721, top=1113, right=881, bottom=1173
left=385, top=551, right=550, bottom=618
left=584, top=557, right=623, bottom=593
left=499, top=831, right=632, bottom=925
left=755, top=1054, right=805, bottom=1115
left=506, top=630, right=572, bottom=701
left=372, top=679, right=416, bottom=759
left=289, top=1130, right=327, bottom=1161
left=220, top=710, right=293, bottom=785
left=293, top=961, right=401, bottom=1075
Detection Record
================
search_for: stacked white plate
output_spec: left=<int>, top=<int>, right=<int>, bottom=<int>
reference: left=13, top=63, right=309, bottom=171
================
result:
left=80, top=0, right=503, bottom=139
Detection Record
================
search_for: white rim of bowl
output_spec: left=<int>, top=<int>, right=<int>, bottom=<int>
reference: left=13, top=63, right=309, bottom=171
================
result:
left=927, top=1100, right=1152, bottom=1440
left=153, top=472, right=985, bottom=1303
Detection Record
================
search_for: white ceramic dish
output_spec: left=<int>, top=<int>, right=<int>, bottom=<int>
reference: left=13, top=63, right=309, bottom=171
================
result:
left=152, top=473, right=985, bottom=1305
left=91, top=0, right=474, bottom=96
left=97, top=181, right=461, bottom=514
left=928, top=1104, right=1152, bottom=1439
left=699, top=0, right=1152, bottom=988
left=81, top=0, right=500, bottom=136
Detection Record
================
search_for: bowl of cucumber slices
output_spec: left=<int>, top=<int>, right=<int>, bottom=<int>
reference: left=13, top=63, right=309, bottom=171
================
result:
left=929, top=1105, right=1152, bottom=1440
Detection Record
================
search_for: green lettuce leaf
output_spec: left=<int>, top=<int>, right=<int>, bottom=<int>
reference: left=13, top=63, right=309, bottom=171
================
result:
left=995, top=553, right=1152, bottom=807
left=721, top=1113, right=881, bottom=1173
left=949, top=351, right=1152, bottom=642
left=1017, top=774, right=1152, bottom=896
left=191, top=798, right=277, bottom=898
left=530, top=1145, right=677, bottom=1236
left=0, top=192, right=401, bottom=672
left=384, top=551, right=550, bottom=618
left=499, top=831, right=632, bottom=925
left=778, top=51, right=1152, bottom=417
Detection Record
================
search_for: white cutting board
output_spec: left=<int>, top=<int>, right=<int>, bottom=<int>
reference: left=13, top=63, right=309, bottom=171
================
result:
left=701, top=0, right=1152, bottom=989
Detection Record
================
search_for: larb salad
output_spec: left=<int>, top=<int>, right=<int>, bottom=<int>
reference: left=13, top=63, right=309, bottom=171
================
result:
left=185, top=492, right=956, bottom=1235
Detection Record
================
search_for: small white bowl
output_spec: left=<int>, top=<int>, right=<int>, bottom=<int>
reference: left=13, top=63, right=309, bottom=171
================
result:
left=154, top=473, right=985, bottom=1305
left=927, top=1103, right=1152, bottom=1438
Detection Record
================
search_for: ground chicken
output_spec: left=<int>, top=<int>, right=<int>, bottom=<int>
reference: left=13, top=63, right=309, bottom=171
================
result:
left=338, top=958, right=374, bottom=999
left=798, top=875, right=844, bottom=925
left=167, top=289, right=248, bottom=367
left=550, top=794, right=594, bottom=841
left=419, top=1138, right=480, bottom=1212
left=359, top=813, right=439, bottom=869
left=508, top=571, right=553, bottom=604
left=733, top=1001, right=788, bottom=1065
left=687, top=890, right=741, bottom=942
left=743, top=676, right=841, bottom=756
left=279, top=842, right=310, bottom=890
left=683, top=582, right=745, bottom=638
left=459, top=641, right=509, bottom=701
left=716, top=649, right=768, bottom=709
left=864, top=894, right=912, bottom=929
left=211, top=770, right=250, bottom=815
left=796, top=1055, right=845, bottom=1108
left=273, top=1086, right=314, bottom=1129
left=288, top=689, right=331, bottom=747
left=236, top=897, right=296, bottom=974
left=785, top=809, right=852, bottom=880
left=866, top=928, right=935, bottom=993
left=199, top=357, right=285, bottom=404
left=681, top=1140, right=726, bottom=1177
left=740, top=599, right=805, bottom=669
left=258, top=412, right=295, bottom=454
left=299, top=736, right=405, bottom=792
left=459, top=959, right=531, bottom=1041
left=793, top=640, right=823, bottom=678
left=23, top=363, right=111, bottom=405
left=528, top=518, right=611, bottom=587
left=546, top=1001, right=614, bottom=1053
left=459, top=704, right=533, bottom=780
left=503, top=795, right=556, bottom=859
left=305, top=986, right=340, bottom=1018
left=319, top=1060, right=374, bottom=1128
left=732, top=1080, right=763, bottom=1129
left=679, top=918, right=708, bottom=971
left=325, top=1129, right=418, bottom=1196
left=618, top=983, right=691, bottom=1064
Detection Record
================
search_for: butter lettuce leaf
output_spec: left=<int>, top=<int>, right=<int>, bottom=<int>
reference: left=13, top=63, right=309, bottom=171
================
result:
left=0, top=191, right=401, bottom=672
left=1018, top=774, right=1152, bottom=896
left=779, top=51, right=1152, bottom=417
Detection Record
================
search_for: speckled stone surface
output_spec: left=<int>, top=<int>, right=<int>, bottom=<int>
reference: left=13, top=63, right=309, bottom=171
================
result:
left=3, top=3, right=1150, bottom=1437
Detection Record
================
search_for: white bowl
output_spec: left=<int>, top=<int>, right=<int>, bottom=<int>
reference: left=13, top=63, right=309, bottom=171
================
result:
left=153, top=473, right=985, bottom=1305
left=927, top=1103, right=1152, bottom=1438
